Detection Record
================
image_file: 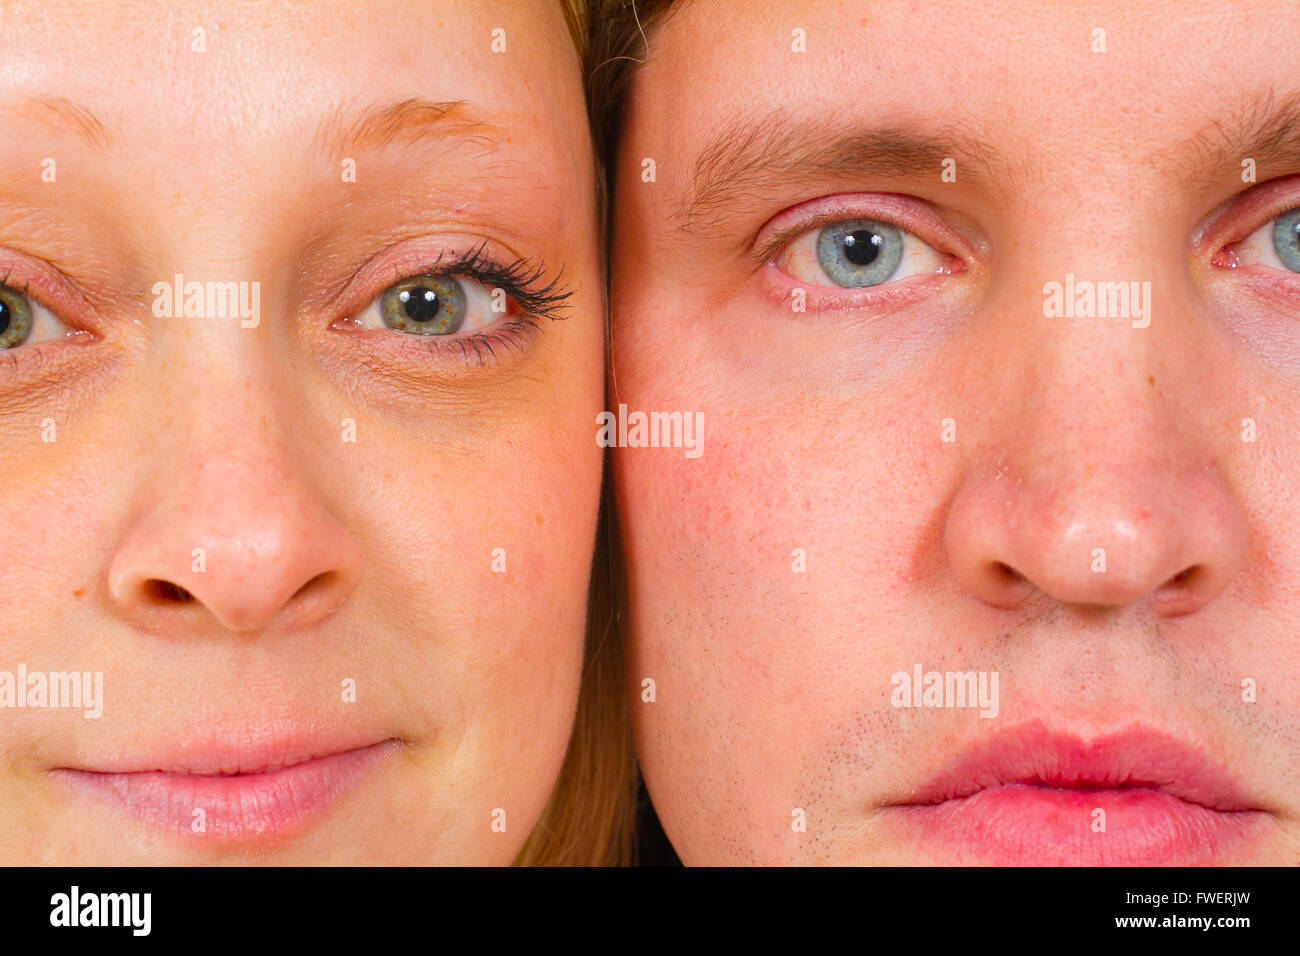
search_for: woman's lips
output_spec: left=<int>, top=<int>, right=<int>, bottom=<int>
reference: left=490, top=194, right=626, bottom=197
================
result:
left=51, top=737, right=401, bottom=843
left=887, top=724, right=1269, bottom=865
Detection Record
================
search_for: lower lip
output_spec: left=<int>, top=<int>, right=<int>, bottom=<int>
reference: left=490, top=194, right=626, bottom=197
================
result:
left=52, top=741, right=398, bottom=842
left=893, top=784, right=1267, bottom=865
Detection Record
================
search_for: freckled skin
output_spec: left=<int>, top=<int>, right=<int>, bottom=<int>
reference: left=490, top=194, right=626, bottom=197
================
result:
left=0, top=0, right=603, bottom=863
left=613, top=0, right=1300, bottom=864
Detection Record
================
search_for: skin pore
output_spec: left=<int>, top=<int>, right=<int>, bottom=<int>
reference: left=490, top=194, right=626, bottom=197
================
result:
left=612, top=0, right=1300, bottom=864
left=0, top=0, right=604, bottom=863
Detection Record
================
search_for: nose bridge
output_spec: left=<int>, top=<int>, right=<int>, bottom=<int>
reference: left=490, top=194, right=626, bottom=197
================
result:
left=153, top=375, right=312, bottom=552
left=1003, top=313, right=1169, bottom=495
left=992, top=184, right=1175, bottom=451
left=150, top=311, right=290, bottom=491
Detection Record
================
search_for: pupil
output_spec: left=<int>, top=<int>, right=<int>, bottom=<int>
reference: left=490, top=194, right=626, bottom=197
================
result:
left=400, top=286, right=441, bottom=323
left=0, top=300, right=8, bottom=336
left=842, top=230, right=882, bottom=267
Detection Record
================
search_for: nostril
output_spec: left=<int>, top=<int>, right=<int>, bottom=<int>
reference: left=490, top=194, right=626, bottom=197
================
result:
left=992, top=561, right=1024, bottom=586
left=292, top=571, right=338, bottom=603
left=1151, top=564, right=1209, bottom=616
left=1159, top=565, right=1200, bottom=594
left=144, top=579, right=195, bottom=604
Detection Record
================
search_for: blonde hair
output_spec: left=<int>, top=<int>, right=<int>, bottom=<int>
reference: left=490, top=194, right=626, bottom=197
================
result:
left=559, top=0, right=589, bottom=56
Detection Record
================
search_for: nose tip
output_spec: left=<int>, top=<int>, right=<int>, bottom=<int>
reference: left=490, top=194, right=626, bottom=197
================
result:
left=945, top=467, right=1246, bottom=616
left=106, top=484, right=363, bottom=635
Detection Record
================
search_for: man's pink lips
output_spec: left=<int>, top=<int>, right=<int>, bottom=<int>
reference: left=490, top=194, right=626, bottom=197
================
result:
left=898, top=724, right=1253, bottom=810
left=887, top=723, right=1269, bottom=865
left=50, top=731, right=404, bottom=843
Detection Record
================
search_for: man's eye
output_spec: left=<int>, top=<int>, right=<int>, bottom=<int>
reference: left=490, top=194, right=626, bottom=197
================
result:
left=0, top=284, right=70, bottom=349
left=355, top=273, right=501, bottom=336
left=1271, top=208, right=1300, bottom=271
left=1231, top=206, right=1300, bottom=273
left=775, top=218, right=946, bottom=289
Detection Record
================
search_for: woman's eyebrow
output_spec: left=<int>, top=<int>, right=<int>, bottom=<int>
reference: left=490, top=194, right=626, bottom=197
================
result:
left=0, top=96, right=114, bottom=151
left=313, top=97, right=501, bottom=163
left=3, top=94, right=502, bottom=163
left=672, top=113, right=1003, bottom=235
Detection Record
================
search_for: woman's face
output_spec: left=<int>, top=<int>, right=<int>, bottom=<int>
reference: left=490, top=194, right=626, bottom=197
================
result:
left=0, top=0, right=603, bottom=863
left=613, top=0, right=1300, bottom=864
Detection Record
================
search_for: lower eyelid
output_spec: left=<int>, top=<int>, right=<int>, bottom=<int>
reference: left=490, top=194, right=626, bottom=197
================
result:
left=335, top=315, right=542, bottom=371
left=0, top=333, right=98, bottom=385
left=758, top=260, right=950, bottom=315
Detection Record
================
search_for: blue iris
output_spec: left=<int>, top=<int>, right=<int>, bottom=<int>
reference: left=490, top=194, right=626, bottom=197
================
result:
left=815, top=219, right=903, bottom=287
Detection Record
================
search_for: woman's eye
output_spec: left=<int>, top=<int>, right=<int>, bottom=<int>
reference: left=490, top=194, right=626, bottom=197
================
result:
left=775, top=217, right=946, bottom=289
left=0, top=284, right=69, bottom=349
left=355, top=273, right=501, bottom=336
left=1231, top=206, right=1300, bottom=273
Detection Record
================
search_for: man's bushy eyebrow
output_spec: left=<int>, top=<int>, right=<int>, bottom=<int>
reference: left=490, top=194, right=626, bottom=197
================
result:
left=672, top=112, right=1003, bottom=235
left=1164, top=87, right=1300, bottom=187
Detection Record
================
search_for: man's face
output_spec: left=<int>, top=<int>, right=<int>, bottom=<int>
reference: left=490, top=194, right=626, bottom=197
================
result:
left=0, top=0, right=603, bottom=863
left=613, top=0, right=1300, bottom=864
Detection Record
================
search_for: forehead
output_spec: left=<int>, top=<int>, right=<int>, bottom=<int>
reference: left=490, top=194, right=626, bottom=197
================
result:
left=0, top=0, right=582, bottom=162
left=630, top=0, right=1300, bottom=180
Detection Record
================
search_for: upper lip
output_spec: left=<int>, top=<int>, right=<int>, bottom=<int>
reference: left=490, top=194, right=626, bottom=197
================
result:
left=894, top=722, right=1259, bottom=813
left=52, top=723, right=403, bottom=777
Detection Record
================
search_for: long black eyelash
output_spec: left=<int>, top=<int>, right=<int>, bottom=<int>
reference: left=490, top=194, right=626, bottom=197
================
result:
left=414, top=240, right=574, bottom=323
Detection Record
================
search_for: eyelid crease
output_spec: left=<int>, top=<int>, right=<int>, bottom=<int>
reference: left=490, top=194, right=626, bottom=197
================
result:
left=0, top=251, right=101, bottom=327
